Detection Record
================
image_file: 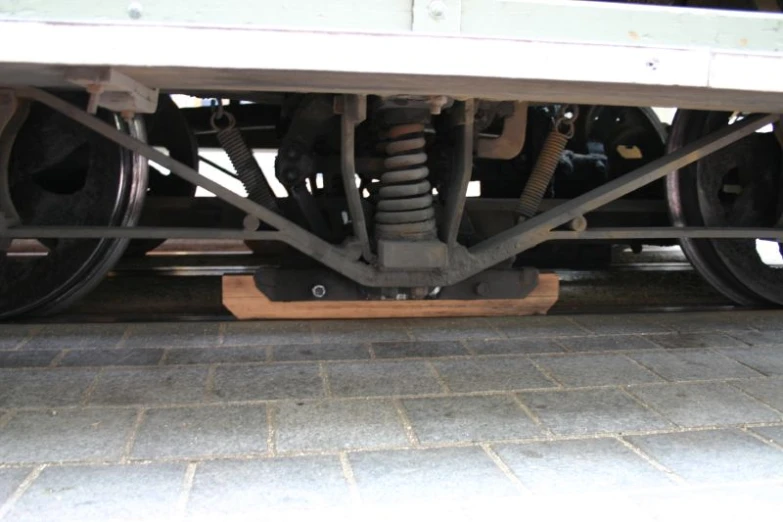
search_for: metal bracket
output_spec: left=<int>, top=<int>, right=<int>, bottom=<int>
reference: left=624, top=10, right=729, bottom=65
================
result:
left=0, top=89, right=16, bottom=137
left=0, top=211, right=9, bottom=252
left=66, top=68, right=159, bottom=115
left=441, top=98, right=475, bottom=245
left=255, top=266, right=538, bottom=301
left=377, top=239, right=449, bottom=270
left=412, top=0, right=461, bottom=33
left=337, top=94, right=373, bottom=262
left=476, top=101, right=528, bottom=160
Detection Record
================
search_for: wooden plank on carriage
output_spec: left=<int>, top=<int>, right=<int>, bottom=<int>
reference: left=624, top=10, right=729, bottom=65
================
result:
left=222, top=273, right=559, bottom=319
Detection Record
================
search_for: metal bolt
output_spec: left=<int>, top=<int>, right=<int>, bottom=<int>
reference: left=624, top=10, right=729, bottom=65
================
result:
left=428, top=0, right=447, bottom=20
left=243, top=215, right=260, bottom=231
left=311, top=284, right=327, bottom=299
left=127, top=2, right=143, bottom=19
left=428, top=95, right=450, bottom=115
left=474, top=282, right=489, bottom=297
left=568, top=215, right=588, bottom=232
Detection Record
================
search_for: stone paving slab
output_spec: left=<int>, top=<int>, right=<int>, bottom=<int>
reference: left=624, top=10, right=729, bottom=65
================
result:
left=327, top=360, right=443, bottom=397
left=273, top=342, right=370, bottom=362
left=0, top=369, right=97, bottom=408
left=0, top=310, right=782, bottom=520
left=4, top=463, right=185, bottom=522
left=274, top=399, right=408, bottom=452
left=626, top=429, right=783, bottom=485
left=735, top=377, right=783, bottom=412
left=531, top=353, right=662, bottom=387
left=631, top=482, right=783, bottom=522
left=718, top=346, right=783, bottom=376
left=465, top=338, right=566, bottom=355
left=131, top=404, right=268, bottom=459
left=556, top=334, right=659, bottom=352
left=519, top=389, right=674, bottom=436
left=25, top=324, right=128, bottom=351
left=0, top=409, right=136, bottom=464
left=627, top=382, right=782, bottom=428
left=750, top=425, right=783, bottom=447
left=627, top=349, right=764, bottom=381
left=431, top=357, right=555, bottom=392
left=0, top=351, right=58, bottom=369
left=348, top=447, right=520, bottom=505
left=89, top=367, right=209, bottom=406
left=60, top=348, right=165, bottom=367
left=372, top=340, right=468, bottom=359
left=401, top=395, right=543, bottom=444
left=492, top=438, right=675, bottom=494
left=186, top=456, right=351, bottom=519
left=0, top=469, right=30, bottom=506
left=210, top=364, right=324, bottom=401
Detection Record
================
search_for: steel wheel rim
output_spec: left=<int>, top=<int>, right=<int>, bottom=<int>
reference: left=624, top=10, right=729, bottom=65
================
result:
left=666, top=110, right=783, bottom=306
left=0, top=97, right=148, bottom=318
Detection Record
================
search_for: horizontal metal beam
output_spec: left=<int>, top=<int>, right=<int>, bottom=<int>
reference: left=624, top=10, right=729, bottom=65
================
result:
left=464, top=198, right=667, bottom=214
left=1, top=226, right=283, bottom=241
left=9, top=226, right=778, bottom=246
left=548, top=227, right=783, bottom=241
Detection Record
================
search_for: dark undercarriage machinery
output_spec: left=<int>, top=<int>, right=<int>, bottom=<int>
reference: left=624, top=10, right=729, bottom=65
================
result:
left=0, top=0, right=782, bottom=318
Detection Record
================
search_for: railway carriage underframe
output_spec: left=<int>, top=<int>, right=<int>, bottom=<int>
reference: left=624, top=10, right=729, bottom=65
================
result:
left=1, top=0, right=783, bottom=317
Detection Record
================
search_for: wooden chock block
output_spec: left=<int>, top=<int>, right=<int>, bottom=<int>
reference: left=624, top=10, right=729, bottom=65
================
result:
left=222, top=273, right=559, bottom=320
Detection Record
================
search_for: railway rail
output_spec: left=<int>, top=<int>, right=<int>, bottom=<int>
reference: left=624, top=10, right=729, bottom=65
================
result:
left=8, top=242, right=735, bottom=324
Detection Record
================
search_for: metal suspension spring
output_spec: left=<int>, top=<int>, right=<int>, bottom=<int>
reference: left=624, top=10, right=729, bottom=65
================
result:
left=375, top=123, right=437, bottom=240
left=210, top=107, right=278, bottom=211
left=516, top=106, right=579, bottom=220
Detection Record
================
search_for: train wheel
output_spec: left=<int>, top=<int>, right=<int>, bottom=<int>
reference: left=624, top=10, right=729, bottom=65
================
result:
left=666, top=110, right=783, bottom=305
left=0, top=96, right=148, bottom=319
left=124, top=94, right=198, bottom=256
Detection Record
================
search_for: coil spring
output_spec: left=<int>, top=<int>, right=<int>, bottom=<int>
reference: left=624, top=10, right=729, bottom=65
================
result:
left=211, top=111, right=278, bottom=211
left=375, top=123, right=437, bottom=240
left=515, top=107, right=578, bottom=220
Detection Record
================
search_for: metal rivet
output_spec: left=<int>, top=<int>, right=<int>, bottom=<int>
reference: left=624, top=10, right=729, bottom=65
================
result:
left=428, top=0, right=447, bottom=20
left=128, top=2, right=143, bottom=19
left=311, top=285, right=327, bottom=299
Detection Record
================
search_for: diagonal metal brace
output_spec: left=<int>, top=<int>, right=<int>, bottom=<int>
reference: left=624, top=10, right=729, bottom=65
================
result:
left=15, top=87, right=377, bottom=284
left=464, top=113, right=781, bottom=279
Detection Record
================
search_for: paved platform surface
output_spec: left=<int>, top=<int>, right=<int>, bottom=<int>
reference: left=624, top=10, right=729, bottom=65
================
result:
left=0, top=311, right=782, bottom=521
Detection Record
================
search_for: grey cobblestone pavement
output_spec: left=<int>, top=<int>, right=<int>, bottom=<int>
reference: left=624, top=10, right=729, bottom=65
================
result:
left=0, top=310, right=782, bottom=520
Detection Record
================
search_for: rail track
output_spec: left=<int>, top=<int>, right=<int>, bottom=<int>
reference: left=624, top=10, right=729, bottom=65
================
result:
left=9, top=242, right=742, bottom=324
